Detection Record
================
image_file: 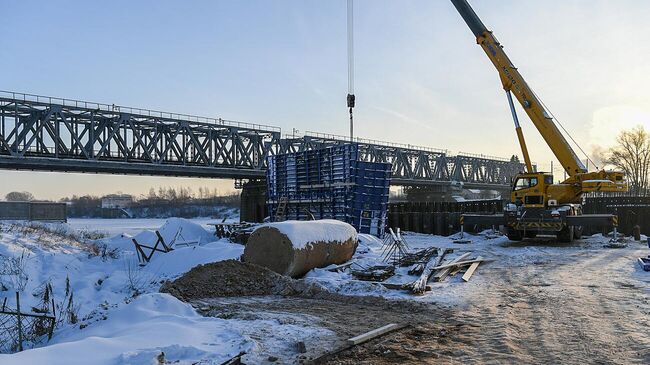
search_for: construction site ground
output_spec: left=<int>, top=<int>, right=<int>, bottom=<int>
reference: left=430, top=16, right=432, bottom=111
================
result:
left=191, top=234, right=650, bottom=364
left=2, top=219, right=649, bottom=364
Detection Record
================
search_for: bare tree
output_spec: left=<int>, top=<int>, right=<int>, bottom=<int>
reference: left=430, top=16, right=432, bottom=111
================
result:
left=5, top=191, right=34, bottom=201
left=604, top=125, right=650, bottom=196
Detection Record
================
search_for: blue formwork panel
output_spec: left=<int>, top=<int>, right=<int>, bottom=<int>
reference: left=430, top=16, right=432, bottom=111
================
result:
left=266, top=143, right=391, bottom=237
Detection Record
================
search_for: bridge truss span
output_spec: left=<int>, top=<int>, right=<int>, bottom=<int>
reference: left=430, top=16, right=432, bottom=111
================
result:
left=0, top=91, right=281, bottom=178
left=0, top=91, right=526, bottom=188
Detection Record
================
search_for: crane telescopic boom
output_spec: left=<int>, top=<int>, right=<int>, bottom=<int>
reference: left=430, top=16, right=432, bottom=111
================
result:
left=450, top=0, right=587, bottom=177
left=452, top=0, right=627, bottom=243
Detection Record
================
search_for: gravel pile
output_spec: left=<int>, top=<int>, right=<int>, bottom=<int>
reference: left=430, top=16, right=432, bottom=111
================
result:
left=160, top=260, right=321, bottom=301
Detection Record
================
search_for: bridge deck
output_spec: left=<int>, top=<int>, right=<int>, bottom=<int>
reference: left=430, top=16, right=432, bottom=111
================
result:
left=0, top=91, right=526, bottom=188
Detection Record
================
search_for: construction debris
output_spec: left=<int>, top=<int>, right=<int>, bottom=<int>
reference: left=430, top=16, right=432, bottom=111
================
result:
left=351, top=265, right=396, bottom=282
left=327, top=260, right=357, bottom=273
left=381, top=228, right=410, bottom=265
left=405, top=248, right=451, bottom=294
left=212, top=222, right=258, bottom=244
left=346, top=323, right=403, bottom=346
left=312, top=323, right=409, bottom=364
left=462, top=256, right=484, bottom=282
left=430, top=257, right=489, bottom=271
left=638, top=257, right=650, bottom=271
left=433, top=252, right=472, bottom=282
left=400, top=247, right=439, bottom=268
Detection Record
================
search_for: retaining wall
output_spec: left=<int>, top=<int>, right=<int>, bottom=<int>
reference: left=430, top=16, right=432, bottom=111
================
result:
left=0, top=202, right=67, bottom=222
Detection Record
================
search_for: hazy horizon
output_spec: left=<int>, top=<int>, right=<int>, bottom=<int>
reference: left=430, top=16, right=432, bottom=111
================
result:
left=2, top=0, right=650, bottom=199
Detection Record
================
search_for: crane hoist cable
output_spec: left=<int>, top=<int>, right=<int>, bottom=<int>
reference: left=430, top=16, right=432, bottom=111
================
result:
left=529, top=87, right=599, bottom=170
left=347, top=0, right=355, bottom=142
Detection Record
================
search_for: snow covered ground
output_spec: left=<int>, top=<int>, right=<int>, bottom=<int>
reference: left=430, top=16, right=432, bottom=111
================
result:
left=306, top=230, right=650, bottom=305
left=67, top=217, right=233, bottom=237
left=1, top=218, right=648, bottom=364
left=0, top=218, right=329, bottom=364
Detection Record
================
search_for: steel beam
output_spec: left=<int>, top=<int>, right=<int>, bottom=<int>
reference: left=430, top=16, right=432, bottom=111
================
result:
left=0, top=91, right=526, bottom=188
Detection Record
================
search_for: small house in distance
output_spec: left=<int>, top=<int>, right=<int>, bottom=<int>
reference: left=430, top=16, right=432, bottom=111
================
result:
left=101, top=194, right=134, bottom=209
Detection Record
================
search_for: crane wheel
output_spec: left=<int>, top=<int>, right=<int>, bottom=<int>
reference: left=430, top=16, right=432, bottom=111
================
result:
left=506, top=229, right=523, bottom=241
left=558, top=226, right=574, bottom=243
left=573, top=225, right=584, bottom=239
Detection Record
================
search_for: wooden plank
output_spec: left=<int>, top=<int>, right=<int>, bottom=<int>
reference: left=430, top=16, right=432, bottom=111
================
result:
left=347, top=323, right=402, bottom=346
left=409, top=248, right=451, bottom=294
left=449, top=267, right=462, bottom=276
left=462, top=256, right=483, bottom=282
left=431, top=257, right=489, bottom=271
left=327, top=260, right=356, bottom=272
left=312, top=324, right=409, bottom=364
left=433, top=252, right=471, bottom=282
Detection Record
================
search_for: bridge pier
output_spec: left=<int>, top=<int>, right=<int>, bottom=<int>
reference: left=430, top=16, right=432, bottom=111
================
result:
left=240, top=179, right=267, bottom=223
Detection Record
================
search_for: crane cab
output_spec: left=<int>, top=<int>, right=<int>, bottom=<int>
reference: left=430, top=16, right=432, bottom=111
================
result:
left=511, top=173, right=553, bottom=208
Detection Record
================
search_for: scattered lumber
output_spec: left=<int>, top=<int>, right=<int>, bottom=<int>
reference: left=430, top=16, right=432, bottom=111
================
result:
left=346, top=323, right=405, bottom=346
left=430, top=257, right=490, bottom=271
left=347, top=280, right=428, bottom=291
left=406, top=248, right=452, bottom=294
left=400, top=247, right=439, bottom=268
left=312, top=324, right=409, bottom=364
left=462, top=255, right=483, bottom=282
left=351, top=265, right=396, bottom=281
left=449, top=266, right=463, bottom=276
left=638, top=257, right=650, bottom=271
left=432, top=252, right=471, bottom=282
left=327, top=260, right=356, bottom=272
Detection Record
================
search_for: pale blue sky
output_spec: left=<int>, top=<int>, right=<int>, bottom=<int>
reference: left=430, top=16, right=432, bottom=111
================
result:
left=1, top=0, right=649, bottom=199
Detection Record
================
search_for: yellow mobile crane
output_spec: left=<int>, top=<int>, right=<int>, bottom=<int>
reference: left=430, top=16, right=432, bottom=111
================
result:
left=452, top=0, right=628, bottom=241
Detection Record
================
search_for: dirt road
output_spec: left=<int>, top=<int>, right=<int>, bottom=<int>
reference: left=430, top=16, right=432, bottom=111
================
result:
left=196, top=238, right=650, bottom=364
left=324, top=239, right=650, bottom=364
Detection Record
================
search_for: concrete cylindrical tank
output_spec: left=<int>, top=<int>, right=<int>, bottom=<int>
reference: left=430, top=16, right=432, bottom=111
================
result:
left=243, top=219, right=358, bottom=278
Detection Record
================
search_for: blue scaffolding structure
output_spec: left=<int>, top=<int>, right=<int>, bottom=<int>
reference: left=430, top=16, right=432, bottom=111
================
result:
left=266, top=144, right=391, bottom=236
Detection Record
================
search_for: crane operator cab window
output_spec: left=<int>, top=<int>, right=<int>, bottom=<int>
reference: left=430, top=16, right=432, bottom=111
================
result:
left=514, top=177, right=538, bottom=191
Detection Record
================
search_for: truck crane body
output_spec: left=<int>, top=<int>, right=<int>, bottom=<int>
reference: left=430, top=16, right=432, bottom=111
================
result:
left=452, top=0, right=627, bottom=241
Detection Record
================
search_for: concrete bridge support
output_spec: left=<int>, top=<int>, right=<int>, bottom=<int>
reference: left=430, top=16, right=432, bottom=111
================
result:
left=240, top=180, right=267, bottom=223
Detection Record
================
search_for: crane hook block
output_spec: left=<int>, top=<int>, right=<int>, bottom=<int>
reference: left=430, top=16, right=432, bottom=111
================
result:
left=347, top=93, right=355, bottom=108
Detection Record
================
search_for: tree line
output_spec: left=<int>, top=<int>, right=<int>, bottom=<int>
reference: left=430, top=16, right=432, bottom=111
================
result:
left=599, top=125, right=650, bottom=196
left=4, top=186, right=240, bottom=207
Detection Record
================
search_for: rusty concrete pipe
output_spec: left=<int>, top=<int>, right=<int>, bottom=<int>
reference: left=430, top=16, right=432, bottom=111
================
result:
left=243, top=220, right=358, bottom=278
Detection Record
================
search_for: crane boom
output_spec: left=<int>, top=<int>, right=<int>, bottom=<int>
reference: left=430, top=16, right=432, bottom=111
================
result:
left=450, top=0, right=587, bottom=176
left=452, top=0, right=627, bottom=243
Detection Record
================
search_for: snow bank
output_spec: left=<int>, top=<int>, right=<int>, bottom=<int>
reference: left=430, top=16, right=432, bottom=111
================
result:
left=144, top=241, right=244, bottom=278
left=0, top=218, right=340, bottom=363
left=0, top=293, right=248, bottom=365
left=130, top=218, right=214, bottom=248
left=256, top=219, right=357, bottom=249
left=106, top=218, right=216, bottom=252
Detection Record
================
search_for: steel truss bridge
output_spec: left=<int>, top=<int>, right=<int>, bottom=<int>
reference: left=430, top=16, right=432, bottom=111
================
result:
left=0, top=91, right=525, bottom=189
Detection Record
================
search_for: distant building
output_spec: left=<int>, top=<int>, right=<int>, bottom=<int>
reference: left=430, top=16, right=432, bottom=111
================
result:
left=101, top=194, right=134, bottom=209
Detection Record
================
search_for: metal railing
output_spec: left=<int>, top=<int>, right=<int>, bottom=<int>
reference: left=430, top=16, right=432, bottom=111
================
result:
left=305, top=131, right=449, bottom=154
left=0, top=90, right=281, bottom=133
left=457, top=151, right=514, bottom=162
